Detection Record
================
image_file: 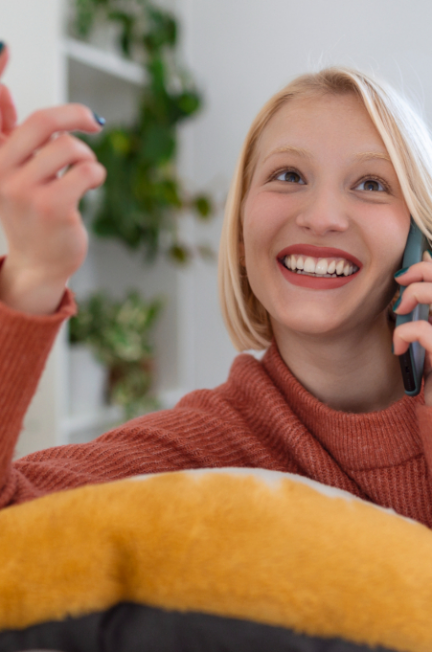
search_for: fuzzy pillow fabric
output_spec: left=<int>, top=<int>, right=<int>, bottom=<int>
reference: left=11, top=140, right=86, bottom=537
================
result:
left=0, top=468, right=431, bottom=652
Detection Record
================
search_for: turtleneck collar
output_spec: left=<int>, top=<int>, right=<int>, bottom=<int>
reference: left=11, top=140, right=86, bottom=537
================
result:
left=261, top=341, right=424, bottom=472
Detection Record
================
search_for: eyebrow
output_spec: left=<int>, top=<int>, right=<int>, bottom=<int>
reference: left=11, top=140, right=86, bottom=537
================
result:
left=263, top=146, right=313, bottom=163
left=262, top=146, right=391, bottom=164
left=353, top=151, right=391, bottom=163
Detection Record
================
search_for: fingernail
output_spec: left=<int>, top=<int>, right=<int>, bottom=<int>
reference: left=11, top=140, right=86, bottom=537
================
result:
left=0, top=42, right=5, bottom=55
left=92, top=111, right=106, bottom=127
left=394, top=266, right=410, bottom=278
left=391, top=343, right=394, bottom=354
left=393, top=296, right=402, bottom=312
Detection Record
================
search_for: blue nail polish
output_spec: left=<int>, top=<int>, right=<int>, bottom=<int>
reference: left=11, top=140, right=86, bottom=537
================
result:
left=393, top=296, right=402, bottom=312
left=92, top=111, right=106, bottom=127
left=394, top=266, right=410, bottom=278
left=0, top=42, right=5, bottom=55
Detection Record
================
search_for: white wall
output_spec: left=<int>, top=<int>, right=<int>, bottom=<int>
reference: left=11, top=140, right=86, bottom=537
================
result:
left=176, top=0, right=432, bottom=390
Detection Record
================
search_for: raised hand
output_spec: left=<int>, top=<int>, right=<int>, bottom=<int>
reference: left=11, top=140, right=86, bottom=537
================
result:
left=0, top=48, right=106, bottom=316
left=393, top=251, right=432, bottom=405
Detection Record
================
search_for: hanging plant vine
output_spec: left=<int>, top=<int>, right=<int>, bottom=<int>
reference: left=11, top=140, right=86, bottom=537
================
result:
left=71, top=0, right=213, bottom=263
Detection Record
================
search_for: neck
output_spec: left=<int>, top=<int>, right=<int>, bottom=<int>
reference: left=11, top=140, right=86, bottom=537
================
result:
left=273, top=314, right=405, bottom=413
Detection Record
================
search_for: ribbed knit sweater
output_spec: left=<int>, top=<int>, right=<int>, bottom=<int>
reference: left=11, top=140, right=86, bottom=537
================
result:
left=1, top=289, right=432, bottom=526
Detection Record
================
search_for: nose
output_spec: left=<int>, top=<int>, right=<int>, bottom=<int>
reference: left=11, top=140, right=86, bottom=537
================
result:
left=295, top=187, right=349, bottom=236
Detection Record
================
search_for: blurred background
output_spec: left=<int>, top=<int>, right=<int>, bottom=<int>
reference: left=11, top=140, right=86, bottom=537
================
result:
left=0, top=0, right=430, bottom=456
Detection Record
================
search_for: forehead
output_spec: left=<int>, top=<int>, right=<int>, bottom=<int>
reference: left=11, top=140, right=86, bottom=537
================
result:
left=255, top=92, right=388, bottom=162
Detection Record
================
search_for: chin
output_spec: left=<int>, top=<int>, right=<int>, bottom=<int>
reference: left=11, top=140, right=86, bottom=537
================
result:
left=271, top=310, right=347, bottom=339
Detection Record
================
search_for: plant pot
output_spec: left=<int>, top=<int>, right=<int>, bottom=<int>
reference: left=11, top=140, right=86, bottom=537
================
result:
left=88, top=18, right=123, bottom=55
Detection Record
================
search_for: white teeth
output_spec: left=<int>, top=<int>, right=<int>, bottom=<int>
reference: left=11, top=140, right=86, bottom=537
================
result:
left=315, top=259, right=328, bottom=275
left=304, top=257, right=315, bottom=273
left=296, top=256, right=304, bottom=270
left=282, top=253, right=359, bottom=278
left=327, top=260, right=336, bottom=274
left=336, top=260, right=345, bottom=275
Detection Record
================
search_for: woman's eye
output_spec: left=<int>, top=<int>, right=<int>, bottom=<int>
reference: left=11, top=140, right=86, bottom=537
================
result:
left=274, top=170, right=305, bottom=184
left=355, top=178, right=386, bottom=192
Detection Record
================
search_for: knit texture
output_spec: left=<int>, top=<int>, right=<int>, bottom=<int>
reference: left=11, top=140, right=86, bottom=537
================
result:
left=0, top=289, right=431, bottom=526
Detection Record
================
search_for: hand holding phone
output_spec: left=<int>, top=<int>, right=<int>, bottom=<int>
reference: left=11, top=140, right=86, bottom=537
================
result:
left=395, top=219, right=429, bottom=396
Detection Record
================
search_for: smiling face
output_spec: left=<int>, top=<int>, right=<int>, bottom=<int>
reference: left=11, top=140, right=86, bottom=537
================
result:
left=242, top=92, right=411, bottom=342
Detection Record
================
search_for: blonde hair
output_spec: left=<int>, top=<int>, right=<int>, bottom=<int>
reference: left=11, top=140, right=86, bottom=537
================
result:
left=218, top=66, right=432, bottom=351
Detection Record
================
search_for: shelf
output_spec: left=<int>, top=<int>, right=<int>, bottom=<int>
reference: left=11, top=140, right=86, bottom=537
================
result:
left=59, top=33, right=186, bottom=448
left=62, top=37, right=145, bottom=85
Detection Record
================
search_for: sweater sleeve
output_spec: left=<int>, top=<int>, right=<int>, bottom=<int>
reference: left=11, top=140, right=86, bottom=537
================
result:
left=0, top=287, right=76, bottom=506
left=0, top=304, right=269, bottom=508
left=0, top=268, right=272, bottom=508
left=8, top=395, right=254, bottom=507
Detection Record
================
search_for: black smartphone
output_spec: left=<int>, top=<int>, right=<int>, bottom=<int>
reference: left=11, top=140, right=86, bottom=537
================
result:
left=395, top=218, right=429, bottom=396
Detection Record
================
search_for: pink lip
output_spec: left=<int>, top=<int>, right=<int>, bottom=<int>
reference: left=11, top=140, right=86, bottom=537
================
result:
left=277, top=244, right=363, bottom=269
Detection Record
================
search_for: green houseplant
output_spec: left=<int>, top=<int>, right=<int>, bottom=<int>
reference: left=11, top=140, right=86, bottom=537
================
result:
left=69, top=291, right=162, bottom=417
left=68, top=0, right=215, bottom=416
left=71, top=0, right=214, bottom=263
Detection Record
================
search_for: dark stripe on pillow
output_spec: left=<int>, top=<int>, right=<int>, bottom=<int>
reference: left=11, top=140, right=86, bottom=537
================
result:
left=0, top=602, right=397, bottom=652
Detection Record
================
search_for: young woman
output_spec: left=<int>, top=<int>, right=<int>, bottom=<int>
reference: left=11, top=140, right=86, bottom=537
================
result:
left=0, top=44, right=431, bottom=526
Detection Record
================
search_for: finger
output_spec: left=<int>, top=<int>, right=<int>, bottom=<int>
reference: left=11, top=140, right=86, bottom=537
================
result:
left=0, top=84, right=17, bottom=135
left=0, top=104, right=103, bottom=171
left=425, top=347, right=432, bottom=378
left=394, top=255, right=432, bottom=286
left=394, top=282, right=432, bottom=314
left=393, top=319, right=432, bottom=356
left=424, top=347, right=432, bottom=374
left=36, top=160, right=106, bottom=216
left=19, top=133, right=96, bottom=186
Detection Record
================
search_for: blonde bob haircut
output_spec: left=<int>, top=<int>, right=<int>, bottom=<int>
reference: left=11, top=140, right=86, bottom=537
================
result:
left=219, top=66, right=432, bottom=351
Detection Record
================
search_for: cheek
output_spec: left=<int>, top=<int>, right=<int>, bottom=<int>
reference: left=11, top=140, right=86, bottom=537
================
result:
left=242, top=191, right=291, bottom=257
left=362, top=212, right=409, bottom=309
left=370, top=216, right=409, bottom=275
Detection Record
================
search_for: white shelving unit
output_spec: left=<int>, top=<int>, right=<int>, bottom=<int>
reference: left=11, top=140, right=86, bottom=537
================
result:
left=60, top=31, right=186, bottom=445
left=5, top=1, right=188, bottom=456
left=61, top=36, right=144, bottom=445
left=62, top=38, right=145, bottom=85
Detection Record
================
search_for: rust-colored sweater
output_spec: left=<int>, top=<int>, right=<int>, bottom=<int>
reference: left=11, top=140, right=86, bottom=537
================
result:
left=1, top=289, right=432, bottom=526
